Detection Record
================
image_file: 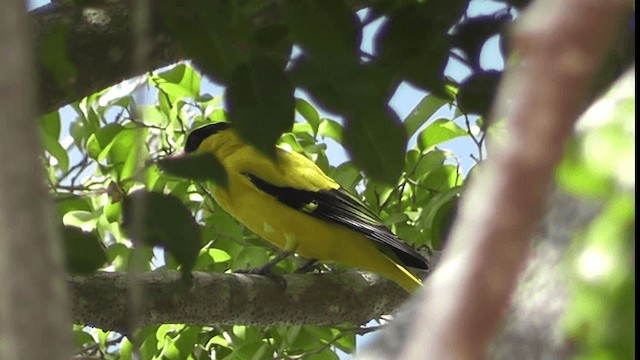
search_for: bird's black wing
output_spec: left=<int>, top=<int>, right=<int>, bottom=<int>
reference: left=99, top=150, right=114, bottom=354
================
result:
left=244, top=173, right=429, bottom=269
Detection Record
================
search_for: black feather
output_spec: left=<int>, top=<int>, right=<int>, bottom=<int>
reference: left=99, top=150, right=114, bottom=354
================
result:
left=185, top=122, right=231, bottom=153
left=244, top=173, right=429, bottom=269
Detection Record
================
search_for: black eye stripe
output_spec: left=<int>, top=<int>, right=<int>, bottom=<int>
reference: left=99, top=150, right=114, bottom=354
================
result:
left=184, top=122, right=231, bottom=153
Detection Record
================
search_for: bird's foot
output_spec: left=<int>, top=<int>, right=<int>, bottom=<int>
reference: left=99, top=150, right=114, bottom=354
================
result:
left=234, top=268, right=288, bottom=289
left=294, top=259, right=320, bottom=274
left=234, top=267, right=271, bottom=276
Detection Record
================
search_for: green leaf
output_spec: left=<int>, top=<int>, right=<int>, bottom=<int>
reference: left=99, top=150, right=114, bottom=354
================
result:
left=63, top=210, right=102, bottom=230
left=55, top=196, right=93, bottom=222
left=98, top=128, right=147, bottom=181
left=283, top=0, right=360, bottom=60
left=206, top=210, right=244, bottom=240
left=104, top=199, right=122, bottom=223
left=62, top=226, right=107, bottom=274
left=289, top=56, right=349, bottom=112
left=86, top=123, right=125, bottom=159
left=155, top=63, right=201, bottom=101
left=456, top=70, right=502, bottom=119
left=420, top=187, right=460, bottom=249
left=565, top=195, right=634, bottom=359
left=137, top=326, right=160, bottom=360
left=98, top=127, right=135, bottom=162
left=194, top=248, right=231, bottom=272
left=161, top=326, right=200, bottom=360
left=225, top=341, right=270, bottom=360
left=253, top=23, right=293, bottom=69
left=120, top=136, right=148, bottom=183
left=122, top=190, right=201, bottom=276
left=73, top=328, right=96, bottom=349
left=295, top=98, right=321, bottom=135
left=417, top=118, right=467, bottom=150
left=39, top=130, right=69, bottom=172
left=70, top=118, right=91, bottom=148
left=307, top=348, right=340, bottom=360
left=374, top=4, right=453, bottom=97
left=450, top=14, right=512, bottom=72
left=423, top=164, right=461, bottom=191
left=318, top=119, right=344, bottom=143
left=332, top=328, right=355, bottom=354
left=278, top=133, right=306, bottom=153
left=408, top=149, right=447, bottom=181
left=557, top=140, right=612, bottom=198
left=344, top=106, right=407, bottom=184
left=225, top=57, right=294, bottom=158
left=291, top=122, right=315, bottom=140
left=157, top=153, right=228, bottom=187
left=39, top=111, right=61, bottom=140
left=329, top=162, right=362, bottom=192
left=119, top=337, right=133, bottom=360
left=404, top=95, right=449, bottom=138
left=160, top=0, right=250, bottom=83
left=139, top=105, right=169, bottom=126
left=106, top=243, right=131, bottom=271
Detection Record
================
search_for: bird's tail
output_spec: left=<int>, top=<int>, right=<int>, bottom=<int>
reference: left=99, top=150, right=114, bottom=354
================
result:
left=381, top=254, right=423, bottom=292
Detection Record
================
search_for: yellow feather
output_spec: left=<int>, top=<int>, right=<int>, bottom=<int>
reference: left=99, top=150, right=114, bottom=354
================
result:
left=193, top=126, right=423, bottom=292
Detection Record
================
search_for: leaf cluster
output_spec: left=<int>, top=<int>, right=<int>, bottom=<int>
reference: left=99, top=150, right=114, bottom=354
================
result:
left=34, top=0, right=527, bottom=358
left=45, top=59, right=471, bottom=358
left=155, top=0, right=515, bottom=182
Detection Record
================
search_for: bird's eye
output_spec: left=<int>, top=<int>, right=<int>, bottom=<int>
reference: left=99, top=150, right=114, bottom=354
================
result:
left=184, top=122, right=231, bottom=153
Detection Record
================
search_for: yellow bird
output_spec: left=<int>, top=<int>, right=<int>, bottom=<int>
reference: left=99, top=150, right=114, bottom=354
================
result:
left=184, top=122, right=428, bottom=292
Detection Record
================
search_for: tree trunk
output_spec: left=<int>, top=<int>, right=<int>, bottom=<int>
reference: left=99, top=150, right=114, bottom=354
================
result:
left=0, top=0, right=72, bottom=358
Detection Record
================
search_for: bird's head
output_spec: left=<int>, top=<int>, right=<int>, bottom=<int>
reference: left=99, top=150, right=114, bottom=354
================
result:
left=184, top=122, right=233, bottom=154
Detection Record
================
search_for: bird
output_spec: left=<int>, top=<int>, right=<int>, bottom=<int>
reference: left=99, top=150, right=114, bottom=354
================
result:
left=183, top=122, right=429, bottom=292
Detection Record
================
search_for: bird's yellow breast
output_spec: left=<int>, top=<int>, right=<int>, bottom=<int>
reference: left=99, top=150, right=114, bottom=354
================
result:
left=212, top=171, right=379, bottom=263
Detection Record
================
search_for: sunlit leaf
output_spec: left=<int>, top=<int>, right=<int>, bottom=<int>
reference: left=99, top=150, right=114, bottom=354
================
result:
left=423, top=164, right=461, bottom=190
left=40, top=130, right=69, bottom=172
left=39, top=111, right=61, bottom=140
left=404, top=95, right=449, bottom=138
left=63, top=210, right=102, bottom=231
left=140, top=105, right=169, bottom=126
left=318, top=119, right=344, bottom=143
left=87, top=123, right=125, bottom=160
left=417, top=119, right=467, bottom=150
left=155, top=63, right=201, bottom=101
left=409, top=149, right=447, bottom=181
left=295, top=98, right=321, bottom=135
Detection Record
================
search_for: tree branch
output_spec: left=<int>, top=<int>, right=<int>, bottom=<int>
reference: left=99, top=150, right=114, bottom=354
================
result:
left=31, top=0, right=377, bottom=115
left=32, top=0, right=184, bottom=113
left=70, top=271, right=409, bottom=332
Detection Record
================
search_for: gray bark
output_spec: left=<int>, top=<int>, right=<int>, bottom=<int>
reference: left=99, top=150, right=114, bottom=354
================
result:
left=70, top=271, right=409, bottom=332
left=32, top=0, right=183, bottom=113
left=0, top=0, right=72, bottom=358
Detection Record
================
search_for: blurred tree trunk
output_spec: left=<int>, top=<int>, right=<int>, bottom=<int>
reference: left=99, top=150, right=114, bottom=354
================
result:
left=358, top=0, right=632, bottom=358
left=0, top=0, right=72, bottom=358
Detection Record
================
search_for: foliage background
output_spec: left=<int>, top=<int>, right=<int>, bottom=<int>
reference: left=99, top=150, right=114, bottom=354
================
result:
left=21, top=0, right=635, bottom=359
